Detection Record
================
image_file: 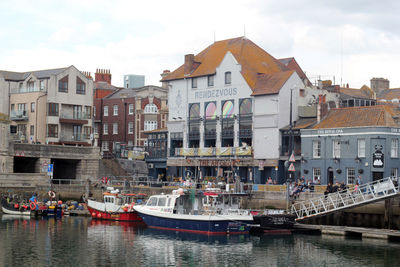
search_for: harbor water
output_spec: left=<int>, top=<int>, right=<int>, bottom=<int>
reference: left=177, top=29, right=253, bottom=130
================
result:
left=1, top=215, right=400, bottom=266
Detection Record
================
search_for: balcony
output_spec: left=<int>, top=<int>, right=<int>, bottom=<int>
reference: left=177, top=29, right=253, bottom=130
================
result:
left=59, top=134, right=90, bottom=143
left=175, top=146, right=252, bottom=157
left=59, top=111, right=89, bottom=124
left=11, top=87, right=42, bottom=94
left=204, top=129, right=216, bottom=139
left=10, top=110, right=28, bottom=121
left=221, top=129, right=234, bottom=138
left=188, top=131, right=200, bottom=139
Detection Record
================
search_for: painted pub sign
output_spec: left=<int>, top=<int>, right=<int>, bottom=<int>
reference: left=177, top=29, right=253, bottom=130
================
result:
left=372, top=145, right=384, bottom=168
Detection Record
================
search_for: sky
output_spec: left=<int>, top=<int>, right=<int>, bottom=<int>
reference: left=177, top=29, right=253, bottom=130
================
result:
left=1, top=0, right=400, bottom=89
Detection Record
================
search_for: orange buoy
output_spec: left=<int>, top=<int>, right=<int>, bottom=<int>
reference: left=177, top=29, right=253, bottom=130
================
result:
left=97, top=213, right=102, bottom=218
left=30, top=202, right=36, bottom=210
left=92, top=212, right=96, bottom=217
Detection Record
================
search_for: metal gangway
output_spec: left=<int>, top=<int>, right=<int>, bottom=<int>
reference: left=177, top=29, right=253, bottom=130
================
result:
left=291, top=177, right=399, bottom=221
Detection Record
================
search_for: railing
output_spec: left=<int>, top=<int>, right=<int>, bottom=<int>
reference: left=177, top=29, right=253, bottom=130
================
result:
left=175, top=146, right=252, bottom=157
left=10, top=110, right=28, bottom=121
left=51, top=179, right=86, bottom=185
left=59, top=135, right=90, bottom=142
left=290, top=177, right=399, bottom=221
left=60, top=111, right=90, bottom=120
left=11, top=87, right=42, bottom=94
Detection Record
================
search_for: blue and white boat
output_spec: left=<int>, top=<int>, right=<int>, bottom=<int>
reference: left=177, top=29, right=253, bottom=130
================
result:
left=133, top=188, right=254, bottom=235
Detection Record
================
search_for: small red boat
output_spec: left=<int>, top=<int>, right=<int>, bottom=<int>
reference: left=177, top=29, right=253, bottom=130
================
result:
left=87, top=188, right=146, bottom=222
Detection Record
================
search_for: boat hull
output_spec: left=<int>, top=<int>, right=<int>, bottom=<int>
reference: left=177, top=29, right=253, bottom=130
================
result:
left=1, top=206, right=31, bottom=216
left=252, top=214, right=296, bottom=231
left=135, top=211, right=252, bottom=235
left=87, top=206, right=142, bottom=222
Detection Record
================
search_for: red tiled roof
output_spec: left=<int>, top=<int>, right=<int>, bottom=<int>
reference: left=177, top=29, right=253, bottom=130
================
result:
left=161, top=37, right=289, bottom=92
left=377, top=88, right=400, bottom=100
left=339, top=85, right=374, bottom=99
left=251, top=71, right=294, bottom=96
left=313, top=105, right=398, bottom=129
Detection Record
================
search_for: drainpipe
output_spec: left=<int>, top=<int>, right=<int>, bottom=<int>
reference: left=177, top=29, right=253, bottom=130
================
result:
left=35, top=92, right=47, bottom=143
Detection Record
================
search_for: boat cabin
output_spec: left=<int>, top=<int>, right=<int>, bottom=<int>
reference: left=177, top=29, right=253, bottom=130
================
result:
left=144, top=189, right=246, bottom=215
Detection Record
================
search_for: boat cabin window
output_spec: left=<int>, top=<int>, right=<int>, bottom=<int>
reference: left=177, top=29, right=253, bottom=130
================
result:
left=147, top=197, right=158, bottom=206
left=167, top=198, right=171, bottom=207
left=157, top=197, right=167, bottom=207
left=105, top=196, right=114, bottom=203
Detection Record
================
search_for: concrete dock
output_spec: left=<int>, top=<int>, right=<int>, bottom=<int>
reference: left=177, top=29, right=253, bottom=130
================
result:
left=294, top=223, right=400, bottom=241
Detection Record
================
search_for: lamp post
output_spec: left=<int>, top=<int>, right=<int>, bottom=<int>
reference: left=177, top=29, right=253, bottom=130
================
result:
left=286, top=88, right=294, bottom=210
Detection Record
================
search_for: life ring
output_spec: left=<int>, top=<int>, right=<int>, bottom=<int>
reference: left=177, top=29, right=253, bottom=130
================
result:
left=48, top=191, right=56, bottom=199
left=30, top=202, right=36, bottom=210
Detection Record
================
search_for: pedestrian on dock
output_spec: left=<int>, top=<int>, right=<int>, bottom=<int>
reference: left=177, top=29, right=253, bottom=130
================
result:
left=324, top=183, right=333, bottom=198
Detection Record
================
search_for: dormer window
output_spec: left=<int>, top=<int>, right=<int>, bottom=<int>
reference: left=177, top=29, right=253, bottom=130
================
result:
left=192, top=77, right=197, bottom=88
left=225, top=72, right=231, bottom=85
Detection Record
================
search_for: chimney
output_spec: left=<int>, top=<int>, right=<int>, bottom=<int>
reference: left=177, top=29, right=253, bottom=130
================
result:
left=81, top=71, right=92, bottom=79
left=95, top=68, right=112, bottom=84
left=184, top=54, right=195, bottom=76
left=161, top=70, right=170, bottom=89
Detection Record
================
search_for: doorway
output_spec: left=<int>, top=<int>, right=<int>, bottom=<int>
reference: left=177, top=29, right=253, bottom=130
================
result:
left=327, top=167, right=334, bottom=184
left=372, top=172, right=383, bottom=181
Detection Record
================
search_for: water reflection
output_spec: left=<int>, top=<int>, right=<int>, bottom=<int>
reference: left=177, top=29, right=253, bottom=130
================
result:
left=1, top=215, right=400, bottom=267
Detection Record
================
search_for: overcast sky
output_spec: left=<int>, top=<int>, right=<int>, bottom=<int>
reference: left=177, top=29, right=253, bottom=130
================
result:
left=1, top=0, right=399, bottom=89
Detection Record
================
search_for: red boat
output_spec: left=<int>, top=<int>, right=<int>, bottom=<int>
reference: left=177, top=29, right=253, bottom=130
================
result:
left=87, top=188, right=146, bottom=222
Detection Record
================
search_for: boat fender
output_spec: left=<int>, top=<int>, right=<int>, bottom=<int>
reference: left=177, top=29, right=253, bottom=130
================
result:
left=48, top=191, right=56, bottom=199
left=14, top=204, right=19, bottom=209
left=97, top=213, right=102, bottom=218
left=30, top=202, right=36, bottom=210
left=92, top=212, right=96, bottom=217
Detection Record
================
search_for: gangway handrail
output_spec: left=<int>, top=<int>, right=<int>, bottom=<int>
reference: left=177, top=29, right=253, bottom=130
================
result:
left=290, top=176, right=399, bottom=221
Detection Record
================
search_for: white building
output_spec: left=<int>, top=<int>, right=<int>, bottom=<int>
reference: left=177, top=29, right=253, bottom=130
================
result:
left=162, top=37, right=310, bottom=183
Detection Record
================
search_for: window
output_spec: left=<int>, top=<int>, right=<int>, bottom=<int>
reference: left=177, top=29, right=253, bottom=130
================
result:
left=84, top=126, right=91, bottom=139
left=18, top=103, right=27, bottom=111
left=11, top=104, right=14, bottom=111
left=47, top=124, right=58, bottom=138
left=113, top=123, right=118, bottom=134
left=358, top=139, right=365, bottom=158
left=144, top=121, right=157, bottom=131
left=207, top=75, right=214, bottom=87
left=333, top=140, right=340, bottom=158
left=391, top=139, right=398, bottom=158
left=391, top=168, right=398, bottom=178
left=30, top=125, right=34, bottom=137
left=157, top=197, right=167, bottom=206
left=225, top=71, right=231, bottom=85
left=48, top=103, right=59, bottom=116
left=58, top=76, right=68, bottom=93
left=31, top=102, right=35, bottom=112
left=103, top=123, right=108, bottom=135
left=144, top=140, right=148, bottom=147
left=104, top=106, right=108, bottom=116
left=76, top=77, right=86, bottom=94
left=93, top=106, right=96, bottom=118
left=113, top=105, right=118, bottom=116
left=191, top=77, right=197, bottom=88
left=129, top=104, right=134, bottom=114
left=144, top=104, right=158, bottom=114
left=312, top=140, right=321, bottom=158
left=313, top=168, right=321, bottom=183
left=40, top=80, right=45, bottom=90
left=93, top=125, right=98, bottom=134
left=85, top=106, right=91, bottom=119
left=27, top=80, right=35, bottom=92
left=128, top=140, right=133, bottom=146
left=102, top=141, right=109, bottom=151
left=128, top=122, right=134, bottom=134
left=347, top=168, right=355, bottom=184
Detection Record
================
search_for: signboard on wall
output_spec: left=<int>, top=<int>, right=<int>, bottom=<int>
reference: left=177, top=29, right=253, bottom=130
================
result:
left=372, top=145, right=384, bottom=168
